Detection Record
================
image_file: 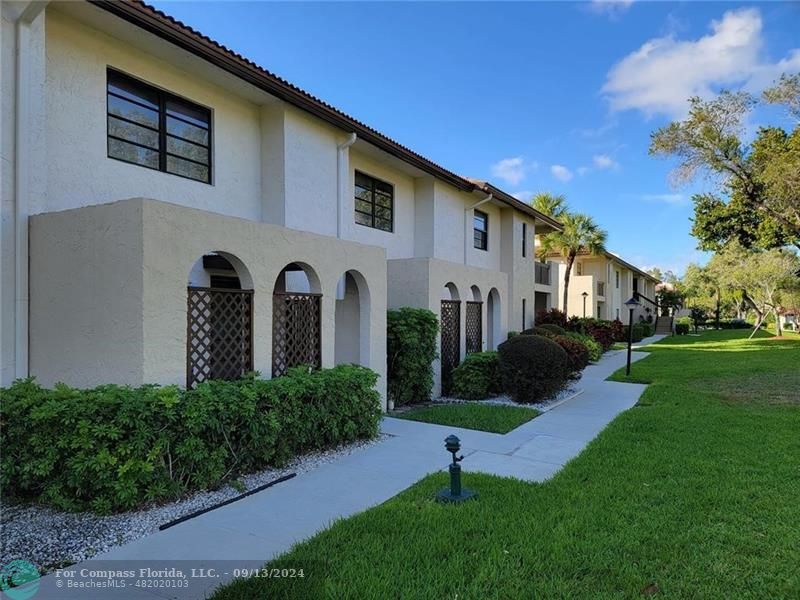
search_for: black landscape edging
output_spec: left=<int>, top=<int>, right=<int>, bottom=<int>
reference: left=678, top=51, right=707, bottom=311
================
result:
left=159, top=473, right=297, bottom=531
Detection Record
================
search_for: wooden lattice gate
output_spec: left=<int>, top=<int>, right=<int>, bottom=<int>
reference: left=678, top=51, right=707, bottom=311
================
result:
left=272, top=292, right=322, bottom=377
left=466, top=301, right=483, bottom=354
left=186, top=287, right=253, bottom=388
left=440, top=299, right=461, bottom=395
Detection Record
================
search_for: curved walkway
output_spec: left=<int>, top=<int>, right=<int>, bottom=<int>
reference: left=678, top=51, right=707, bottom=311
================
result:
left=34, top=335, right=665, bottom=599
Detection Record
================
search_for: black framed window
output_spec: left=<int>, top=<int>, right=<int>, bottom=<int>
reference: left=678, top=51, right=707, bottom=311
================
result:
left=354, top=171, right=393, bottom=232
left=107, top=69, right=212, bottom=184
left=474, top=210, right=488, bottom=250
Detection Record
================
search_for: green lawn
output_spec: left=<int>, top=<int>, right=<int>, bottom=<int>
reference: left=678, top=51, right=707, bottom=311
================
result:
left=390, top=402, right=539, bottom=434
left=213, top=330, right=800, bottom=599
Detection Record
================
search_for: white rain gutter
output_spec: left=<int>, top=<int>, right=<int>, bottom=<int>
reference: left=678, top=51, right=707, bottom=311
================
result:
left=464, top=194, right=492, bottom=264
left=11, top=1, right=47, bottom=381
left=336, top=132, right=357, bottom=239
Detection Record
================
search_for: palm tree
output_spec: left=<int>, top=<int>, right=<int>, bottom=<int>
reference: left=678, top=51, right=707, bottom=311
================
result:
left=543, top=213, right=608, bottom=312
left=530, top=193, right=568, bottom=261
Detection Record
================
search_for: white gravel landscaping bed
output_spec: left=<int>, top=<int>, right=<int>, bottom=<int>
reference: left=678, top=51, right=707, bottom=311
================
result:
left=0, top=435, right=388, bottom=572
left=434, top=382, right=583, bottom=413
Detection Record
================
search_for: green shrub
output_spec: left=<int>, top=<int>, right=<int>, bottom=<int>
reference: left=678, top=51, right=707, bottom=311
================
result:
left=507, top=331, right=520, bottom=339
left=535, top=308, right=568, bottom=328
left=553, top=335, right=590, bottom=374
left=497, top=335, right=568, bottom=404
left=0, top=366, right=380, bottom=513
left=566, top=332, right=602, bottom=362
left=387, top=308, right=438, bottom=406
left=537, top=323, right=567, bottom=336
left=639, top=321, right=655, bottom=337
left=675, top=323, right=690, bottom=335
left=624, top=324, right=645, bottom=342
left=610, top=319, right=626, bottom=342
left=521, top=326, right=557, bottom=338
left=450, top=352, right=502, bottom=400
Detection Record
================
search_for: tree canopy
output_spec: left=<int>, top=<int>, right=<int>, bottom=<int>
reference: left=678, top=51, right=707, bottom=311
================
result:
left=650, top=77, right=800, bottom=251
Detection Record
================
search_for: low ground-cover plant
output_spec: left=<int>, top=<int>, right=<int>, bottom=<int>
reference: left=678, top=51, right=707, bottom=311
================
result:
left=553, top=335, right=590, bottom=374
left=387, top=308, right=438, bottom=406
left=450, top=352, right=502, bottom=400
left=1, top=366, right=380, bottom=513
left=497, top=335, right=568, bottom=403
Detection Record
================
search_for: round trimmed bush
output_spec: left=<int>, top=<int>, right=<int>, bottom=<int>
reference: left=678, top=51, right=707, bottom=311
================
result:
left=566, top=332, right=602, bottom=362
left=553, top=335, right=590, bottom=373
left=521, top=326, right=557, bottom=338
left=497, top=335, right=568, bottom=404
left=450, top=352, right=502, bottom=400
left=538, top=323, right=567, bottom=336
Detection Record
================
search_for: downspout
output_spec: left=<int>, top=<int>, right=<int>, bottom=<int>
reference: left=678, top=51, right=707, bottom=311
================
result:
left=464, top=194, right=492, bottom=264
left=336, top=133, right=357, bottom=239
left=13, top=2, right=48, bottom=380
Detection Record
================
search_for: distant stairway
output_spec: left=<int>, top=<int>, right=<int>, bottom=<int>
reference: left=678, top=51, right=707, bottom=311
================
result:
left=655, top=317, right=673, bottom=335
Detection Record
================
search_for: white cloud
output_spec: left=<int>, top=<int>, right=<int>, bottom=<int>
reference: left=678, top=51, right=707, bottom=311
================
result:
left=602, top=8, right=800, bottom=118
left=550, top=165, right=573, bottom=182
left=490, top=157, right=537, bottom=186
left=592, top=154, right=619, bottom=170
left=589, top=0, right=634, bottom=17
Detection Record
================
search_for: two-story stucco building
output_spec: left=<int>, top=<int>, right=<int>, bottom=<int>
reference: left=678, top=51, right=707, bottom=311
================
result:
left=546, top=251, right=660, bottom=323
left=1, top=0, right=562, bottom=407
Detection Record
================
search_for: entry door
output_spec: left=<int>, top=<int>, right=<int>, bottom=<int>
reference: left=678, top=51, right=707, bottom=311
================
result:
left=440, top=300, right=461, bottom=395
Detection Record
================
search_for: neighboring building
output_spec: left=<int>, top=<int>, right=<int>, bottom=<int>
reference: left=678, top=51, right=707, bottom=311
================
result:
left=777, top=309, right=797, bottom=332
left=1, top=0, right=561, bottom=404
left=546, top=251, right=660, bottom=323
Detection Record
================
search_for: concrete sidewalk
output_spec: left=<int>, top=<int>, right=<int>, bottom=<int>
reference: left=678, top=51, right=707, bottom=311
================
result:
left=34, top=335, right=665, bottom=599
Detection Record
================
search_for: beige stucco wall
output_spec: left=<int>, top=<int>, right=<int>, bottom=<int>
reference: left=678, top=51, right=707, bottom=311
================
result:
left=30, top=198, right=388, bottom=409
left=387, top=257, right=508, bottom=397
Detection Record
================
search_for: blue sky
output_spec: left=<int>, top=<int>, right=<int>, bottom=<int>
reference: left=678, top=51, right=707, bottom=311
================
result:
left=151, top=1, right=799, bottom=275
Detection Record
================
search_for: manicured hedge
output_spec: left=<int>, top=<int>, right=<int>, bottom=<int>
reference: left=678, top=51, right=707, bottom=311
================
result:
left=538, top=323, right=567, bottom=336
left=553, top=335, right=590, bottom=374
left=1, top=366, right=381, bottom=513
left=566, top=332, right=602, bottom=362
left=497, top=335, right=568, bottom=403
left=567, top=317, right=616, bottom=351
left=450, top=352, right=502, bottom=400
left=387, top=308, right=438, bottom=406
left=676, top=323, right=690, bottom=335
left=521, top=326, right=557, bottom=338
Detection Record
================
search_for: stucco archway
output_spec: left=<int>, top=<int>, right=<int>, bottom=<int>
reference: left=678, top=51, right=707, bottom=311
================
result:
left=487, top=287, right=501, bottom=350
left=334, top=270, right=371, bottom=367
left=272, top=262, right=322, bottom=377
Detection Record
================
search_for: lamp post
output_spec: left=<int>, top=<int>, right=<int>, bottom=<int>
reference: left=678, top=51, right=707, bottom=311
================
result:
left=624, top=295, right=641, bottom=376
left=582, top=291, right=588, bottom=318
left=436, top=435, right=476, bottom=503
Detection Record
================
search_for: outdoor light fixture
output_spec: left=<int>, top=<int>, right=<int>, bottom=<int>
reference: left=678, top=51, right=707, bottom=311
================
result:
left=436, top=435, right=476, bottom=503
left=582, top=291, right=589, bottom=318
left=624, top=295, right=641, bottom=376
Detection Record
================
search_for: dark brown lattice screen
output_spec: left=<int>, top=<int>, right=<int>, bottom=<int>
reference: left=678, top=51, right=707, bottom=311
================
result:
left=440, top=299, right=461, bottom=395
left=466, top=301, right=483, bottom=354
left=187, top=287, right=253, bottom=388
left=272, top=292, right=322, bottom=377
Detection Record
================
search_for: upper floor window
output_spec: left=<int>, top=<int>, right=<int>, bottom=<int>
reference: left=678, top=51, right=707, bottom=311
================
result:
left=576, top=262, right=583, bottom=276
left=107, top=69, right=212, bottom=184
left=474, top=210, right=488, bottom=251
left=615, top=270, right=620, bottom=288
left=354, top=171, right=393, bottom=232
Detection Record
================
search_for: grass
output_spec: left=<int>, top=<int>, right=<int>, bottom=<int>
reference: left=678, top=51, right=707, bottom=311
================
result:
left=390, top=402, right=539, bottom=434
left=213, top=330, right=800, bottom=599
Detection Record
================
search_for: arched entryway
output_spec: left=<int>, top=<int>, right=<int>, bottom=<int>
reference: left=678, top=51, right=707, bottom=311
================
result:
left=440, top=282, right=461, bottom=395
left=487, top=287, right=501, bottom=350
left=466, top=285, right=483, bottom=354
left=186, top=252, right=254, bottom=387
left=334, top=270, right=371, bottom=366
left=272, top=262, right=322, bottom=377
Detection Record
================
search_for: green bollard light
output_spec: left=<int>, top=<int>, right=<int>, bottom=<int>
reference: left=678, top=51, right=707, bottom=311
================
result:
left=436, top=435, right=477, bottom=503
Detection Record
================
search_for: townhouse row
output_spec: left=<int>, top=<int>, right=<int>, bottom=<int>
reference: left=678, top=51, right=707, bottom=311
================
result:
left=1, top=1, right=656, bottom=409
